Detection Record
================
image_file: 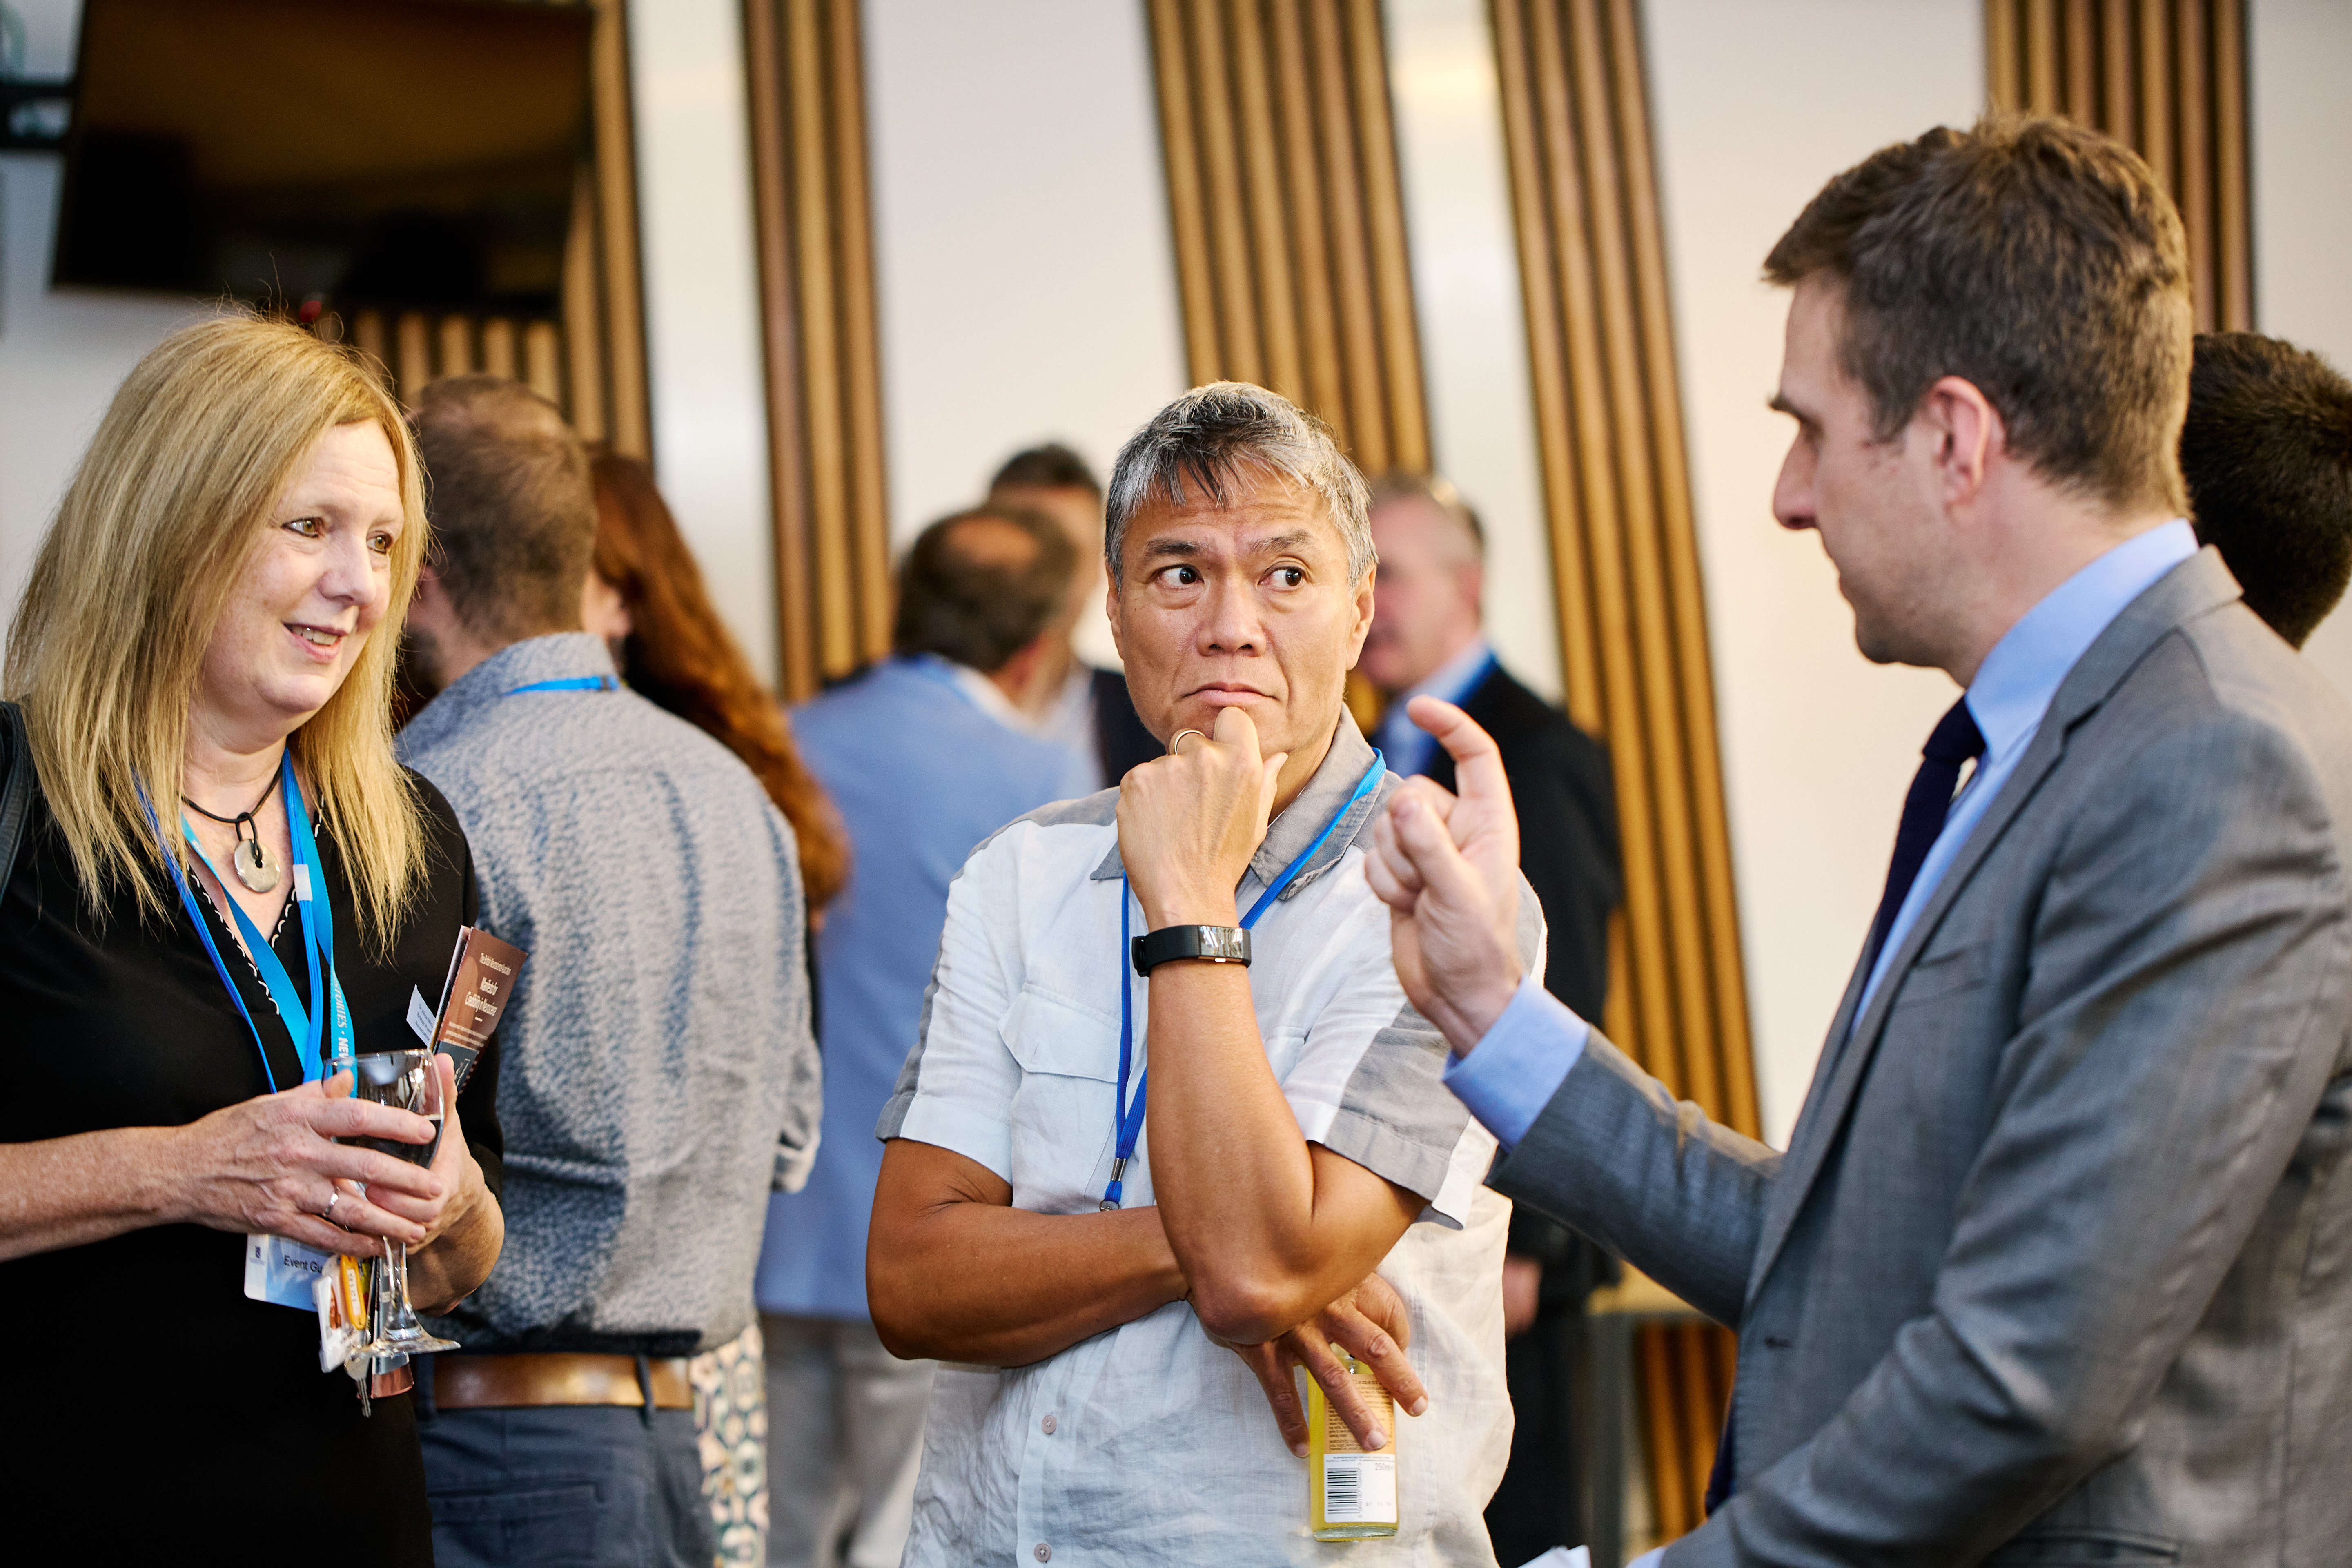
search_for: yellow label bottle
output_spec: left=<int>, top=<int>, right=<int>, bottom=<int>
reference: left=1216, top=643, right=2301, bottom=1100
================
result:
left=1307, top=1348, right=1399, bottom=1540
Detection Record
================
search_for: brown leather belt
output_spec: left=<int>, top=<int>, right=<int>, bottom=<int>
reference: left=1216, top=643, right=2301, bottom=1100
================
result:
left=432, top=1352, right=694, bottom=1411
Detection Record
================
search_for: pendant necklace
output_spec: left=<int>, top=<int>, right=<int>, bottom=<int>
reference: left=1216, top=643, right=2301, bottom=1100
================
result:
left=182, top=775, right=284, bottom=894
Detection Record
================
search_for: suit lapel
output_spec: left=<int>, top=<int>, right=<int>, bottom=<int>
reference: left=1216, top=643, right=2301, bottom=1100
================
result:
left=1742, top=549, right=2244, bottom=1303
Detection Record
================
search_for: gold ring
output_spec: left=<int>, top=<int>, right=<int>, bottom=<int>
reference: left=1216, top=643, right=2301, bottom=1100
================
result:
left=1167, top=729, right=1205, bottom=756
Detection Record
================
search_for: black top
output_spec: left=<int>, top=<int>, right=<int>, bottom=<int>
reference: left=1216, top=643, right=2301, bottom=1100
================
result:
left=0, top=767, right=503, bottom=1564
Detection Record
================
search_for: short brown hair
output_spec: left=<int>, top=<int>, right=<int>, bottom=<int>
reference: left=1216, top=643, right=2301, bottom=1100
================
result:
left=412, top=376, right=595, bottom=642
left=2182, top=332, right=2352, bottom=648
left=1764, top=114, right=2191, bottom=513
left=891, top=506, right=1076, bottom=674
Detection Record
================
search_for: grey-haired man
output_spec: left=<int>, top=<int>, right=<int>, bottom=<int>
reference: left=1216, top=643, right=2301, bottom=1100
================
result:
left=865, top=384, right=1535, bottom=1566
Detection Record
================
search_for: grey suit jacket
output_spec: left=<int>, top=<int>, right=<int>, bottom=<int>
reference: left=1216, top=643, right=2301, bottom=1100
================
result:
left=1494, top=550, right=2352, bottom=1566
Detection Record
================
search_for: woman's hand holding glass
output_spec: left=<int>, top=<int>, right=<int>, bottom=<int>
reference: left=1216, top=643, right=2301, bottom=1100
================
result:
left=343, top=1054, right=487, bottom=1256
left=165, top=1068, right=445, bottom=1258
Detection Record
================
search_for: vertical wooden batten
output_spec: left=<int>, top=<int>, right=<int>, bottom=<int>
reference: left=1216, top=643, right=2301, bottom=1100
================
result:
left=1144, top=0, right=1429, bottom=473
left=742, top=0, right=894, bottom=701
left=1490, top=0, right=1756, bottom=1541
left=1984, top=0, right=2252, bottom=331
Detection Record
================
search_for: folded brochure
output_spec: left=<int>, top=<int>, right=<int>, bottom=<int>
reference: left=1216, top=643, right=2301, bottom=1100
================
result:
left=431, top=925, right=527, bottom=1093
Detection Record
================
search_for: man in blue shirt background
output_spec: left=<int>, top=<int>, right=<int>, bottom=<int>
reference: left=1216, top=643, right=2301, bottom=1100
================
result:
left=755, top=504, right=1091, bottom=1568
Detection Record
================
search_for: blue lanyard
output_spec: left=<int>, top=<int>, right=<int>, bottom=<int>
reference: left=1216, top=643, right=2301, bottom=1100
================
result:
left=140, top=752, right=353, bottom=1092
left=506, top=674, right=618, bottom=695
left=1100, top=749, right=1386, bottom=1210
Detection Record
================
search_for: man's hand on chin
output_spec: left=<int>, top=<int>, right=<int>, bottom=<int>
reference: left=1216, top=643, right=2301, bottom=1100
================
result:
left=1365, top=696, right=1527, bottom=1053
left=1221, top=1272, right=1428, bottom=1457
left=1116, top=705, right=1290, bottom=928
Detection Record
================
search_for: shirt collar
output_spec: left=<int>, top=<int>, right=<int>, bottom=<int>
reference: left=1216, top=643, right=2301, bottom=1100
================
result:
left=906, top=652, right=1030, bottom=732
left=401, top=633, right=618, bottom=750
left=1411, top=635, right=1496, bottom=710
left=1088, top=711, right=1391, bottom=898
left=1964, top=519, right=2198, bottom=763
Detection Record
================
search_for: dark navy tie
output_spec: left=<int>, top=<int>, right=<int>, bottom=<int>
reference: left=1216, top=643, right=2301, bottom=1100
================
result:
left=1861, top=697, right=1986, bottom=978
left=1701, top=696, right=1983, bottom=1518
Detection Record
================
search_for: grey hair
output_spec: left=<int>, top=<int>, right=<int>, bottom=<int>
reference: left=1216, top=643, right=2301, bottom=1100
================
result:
left=1104, top=382, right=1374, bottom=584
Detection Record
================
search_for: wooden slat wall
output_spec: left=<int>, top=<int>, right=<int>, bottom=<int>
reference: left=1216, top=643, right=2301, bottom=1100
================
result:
left=344, top=0, right=650, bottom=453
left=1986, top=0, right=2251, bottom=330
left=1144, top=0, right=1430, bottom=473
left=1489, top=0, right=1752, bottom=1542
left=742, top=0, right=894, bottom=703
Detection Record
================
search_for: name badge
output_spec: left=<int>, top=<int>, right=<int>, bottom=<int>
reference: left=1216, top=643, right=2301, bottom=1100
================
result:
left=244, top=1232, right=336, bottom=1311
left=406, top=986, right=437, bottom=1046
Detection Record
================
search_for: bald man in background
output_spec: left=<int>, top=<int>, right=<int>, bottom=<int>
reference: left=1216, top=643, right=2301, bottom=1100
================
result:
left=1360, top=472, right=1620, bottom=1563
left=755, top=505, right=1091, bottom=1568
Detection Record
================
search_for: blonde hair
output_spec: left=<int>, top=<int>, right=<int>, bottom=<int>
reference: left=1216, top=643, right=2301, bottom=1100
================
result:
left=3, top=312, right=430, bottom=944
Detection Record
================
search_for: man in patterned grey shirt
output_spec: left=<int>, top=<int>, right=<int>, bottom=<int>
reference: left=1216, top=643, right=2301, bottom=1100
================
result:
left=398, top=377, right=820, bottom=1568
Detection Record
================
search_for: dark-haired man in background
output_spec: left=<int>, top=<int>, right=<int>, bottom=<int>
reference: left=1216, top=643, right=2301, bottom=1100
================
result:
left=1359, top=471, right=1619, bottom=1563
left=1375, top=116, right=2352, bottom=1565
left=399, top=377, right=822, bottom=1568
left=988, top=443, right=1163, bottom=788
left=755, top=506, right=1090, bottom=1568
left=2181, top=330, right=2352, bottom=649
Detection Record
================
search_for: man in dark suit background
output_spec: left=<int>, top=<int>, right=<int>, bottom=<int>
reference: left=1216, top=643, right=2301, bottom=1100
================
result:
left=1360, top=471, right=1620, bottom=1564
left=987, top=444, right=1162, bottom=788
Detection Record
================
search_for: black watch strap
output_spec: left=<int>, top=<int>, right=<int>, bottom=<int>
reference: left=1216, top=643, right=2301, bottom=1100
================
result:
left=1131, top=924, right=1251, bottom=975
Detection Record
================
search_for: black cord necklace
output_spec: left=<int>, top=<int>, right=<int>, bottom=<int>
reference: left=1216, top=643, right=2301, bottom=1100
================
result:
left=181, top=775, right=284, bottom=895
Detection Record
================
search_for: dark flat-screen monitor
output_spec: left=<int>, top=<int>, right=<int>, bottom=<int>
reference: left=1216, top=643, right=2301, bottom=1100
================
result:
left=56, top=0, right=593, bottom=318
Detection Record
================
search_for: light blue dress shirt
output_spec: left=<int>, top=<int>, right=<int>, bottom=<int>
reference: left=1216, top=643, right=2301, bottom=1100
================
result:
left=1376, top=636, right=1497, bottom=778
left=754, top=655, right=1092, bottom=1320
left=1444, top=520, right=2198, bottom=1564
left=1446, top=520, right=2200, bottom=1152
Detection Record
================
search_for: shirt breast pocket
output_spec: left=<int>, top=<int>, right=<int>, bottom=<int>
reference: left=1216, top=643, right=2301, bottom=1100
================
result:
left=999, top=985, right=1123, bottom=1214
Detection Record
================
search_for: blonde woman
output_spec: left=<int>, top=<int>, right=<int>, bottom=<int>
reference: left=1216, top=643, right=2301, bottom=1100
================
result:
left=0, top=315, right=504, bottom=1561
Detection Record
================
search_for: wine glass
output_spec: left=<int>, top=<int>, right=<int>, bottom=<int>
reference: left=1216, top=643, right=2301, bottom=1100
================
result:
left=348, top=1048, right=460, bottom=1358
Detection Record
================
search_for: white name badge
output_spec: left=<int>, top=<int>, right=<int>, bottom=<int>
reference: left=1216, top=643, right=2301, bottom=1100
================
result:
left=244, top=1232, right=336, bottom=1311
left=407, top=986, right=437, bottom=1046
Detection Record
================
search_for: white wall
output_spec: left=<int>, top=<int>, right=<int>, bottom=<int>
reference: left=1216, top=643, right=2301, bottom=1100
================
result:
left=627, top=0, right=779, bottom=684
left=1644, top=0, right=1983, bottom=1145
left=862, top=0, right=1187, bottom=668
left=2249, top=0, right=2352, bottom=699
left=0, top=0, right=205, bottom=618
left=1385, top=0, right=1563, bottom=704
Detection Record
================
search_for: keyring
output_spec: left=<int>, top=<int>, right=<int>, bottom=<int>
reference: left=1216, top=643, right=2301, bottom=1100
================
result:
left=1167, top=729, right=1205, bottom=756
left=323, top=1189, right=344, bottom=1225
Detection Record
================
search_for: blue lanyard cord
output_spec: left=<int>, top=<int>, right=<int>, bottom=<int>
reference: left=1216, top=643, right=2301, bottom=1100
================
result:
left=1100, top=750, right=1385, bottom=1211
left=140, top=752, right=353, bottom=1092
left=506, top=675, right=618, bottom=695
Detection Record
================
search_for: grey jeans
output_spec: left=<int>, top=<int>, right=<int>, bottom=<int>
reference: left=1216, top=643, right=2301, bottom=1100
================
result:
left=762, top=1314, right=937, bottom=1568
left=419, top=1376, right=716, bottom=1568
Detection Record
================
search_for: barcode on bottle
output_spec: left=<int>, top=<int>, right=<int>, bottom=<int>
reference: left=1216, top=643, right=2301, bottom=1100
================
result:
left=1322, top=1453, right=1397, bottom=1524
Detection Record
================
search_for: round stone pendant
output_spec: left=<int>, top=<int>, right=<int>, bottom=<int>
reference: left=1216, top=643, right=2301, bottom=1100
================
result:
left=233, top=837, right=283, bottom=895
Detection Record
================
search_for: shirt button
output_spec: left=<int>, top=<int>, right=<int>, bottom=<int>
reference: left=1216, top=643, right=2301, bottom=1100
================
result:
left=1034, top=1545, right=1052, bottom=1562
left=1041, top=1414, right=1057, bottom=1435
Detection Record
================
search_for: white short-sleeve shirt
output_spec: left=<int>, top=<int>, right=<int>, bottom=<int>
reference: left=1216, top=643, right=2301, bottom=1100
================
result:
left=879, top=719, right=1540, bottom=1566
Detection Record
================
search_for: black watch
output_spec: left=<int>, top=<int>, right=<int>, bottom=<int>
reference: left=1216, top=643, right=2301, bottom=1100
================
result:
left=1131, top=924, right=1252, bottom=975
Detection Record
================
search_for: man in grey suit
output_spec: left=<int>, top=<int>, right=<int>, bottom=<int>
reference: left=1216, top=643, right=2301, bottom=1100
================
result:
left=1366, top=115, right=2352, bottom=1566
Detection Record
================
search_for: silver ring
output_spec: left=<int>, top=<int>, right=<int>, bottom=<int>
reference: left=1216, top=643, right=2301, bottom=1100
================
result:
left=323, top=1190, right=344, bottom=1225
left=1167, top=729, right=1205, bottom=757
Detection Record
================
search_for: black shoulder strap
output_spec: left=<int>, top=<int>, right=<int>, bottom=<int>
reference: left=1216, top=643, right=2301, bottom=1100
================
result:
left=0, top=701, right=31, bottom=898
